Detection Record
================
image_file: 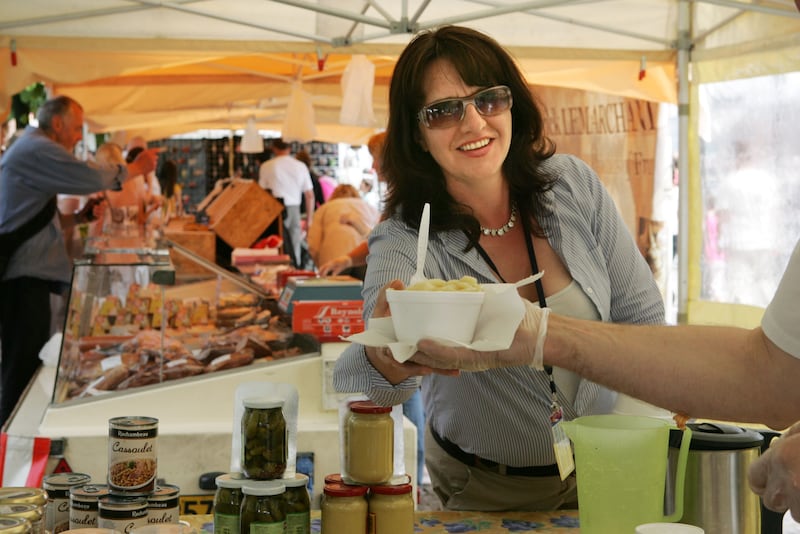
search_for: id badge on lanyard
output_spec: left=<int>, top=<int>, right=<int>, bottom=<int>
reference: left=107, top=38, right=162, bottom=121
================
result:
left=549, top=399, right=575, bottom=480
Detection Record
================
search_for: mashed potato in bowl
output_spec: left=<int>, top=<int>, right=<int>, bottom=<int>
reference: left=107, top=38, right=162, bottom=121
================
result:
left=406, top=275, right=482, bottom=292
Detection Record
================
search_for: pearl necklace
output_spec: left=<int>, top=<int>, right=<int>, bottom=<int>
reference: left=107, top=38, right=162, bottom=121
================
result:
left=480, top=206, right=517, bottom=237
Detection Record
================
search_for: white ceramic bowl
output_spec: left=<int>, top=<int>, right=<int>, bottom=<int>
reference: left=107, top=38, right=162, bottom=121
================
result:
left=386, top=288, right=484, bottom=344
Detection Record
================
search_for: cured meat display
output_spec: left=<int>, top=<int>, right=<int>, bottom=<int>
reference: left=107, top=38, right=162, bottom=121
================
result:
left=55, top=281, right=315, bottom=403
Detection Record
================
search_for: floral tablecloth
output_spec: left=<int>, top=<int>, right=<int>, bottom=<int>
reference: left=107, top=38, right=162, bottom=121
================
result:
left=184, top=510, right=580, bottom=533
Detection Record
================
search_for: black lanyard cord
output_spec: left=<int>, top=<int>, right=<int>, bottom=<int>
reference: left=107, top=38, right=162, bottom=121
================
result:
left=473, top=215, right=558, bottom=396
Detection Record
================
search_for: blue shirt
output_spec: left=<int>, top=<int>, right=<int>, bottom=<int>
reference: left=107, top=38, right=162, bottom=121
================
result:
left=1, top=127, right=125, bottom=282
left=333, top=154, right=665, bottom=466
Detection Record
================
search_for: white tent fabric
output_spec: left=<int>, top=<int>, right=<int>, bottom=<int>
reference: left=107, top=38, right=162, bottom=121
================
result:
left=1, top=0, right=799, bottom=321
left=2, top=0, right=797, bottom=139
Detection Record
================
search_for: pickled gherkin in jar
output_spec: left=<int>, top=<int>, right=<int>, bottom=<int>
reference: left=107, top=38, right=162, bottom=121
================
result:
left=240, top=482, right=286, bottom=534
left=282, top=474, right=311, bottom=534
left=241, top=399, right=287, bottom=480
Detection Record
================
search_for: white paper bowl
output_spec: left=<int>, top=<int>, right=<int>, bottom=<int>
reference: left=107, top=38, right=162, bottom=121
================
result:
left=386, top=288, right=485, bottom=344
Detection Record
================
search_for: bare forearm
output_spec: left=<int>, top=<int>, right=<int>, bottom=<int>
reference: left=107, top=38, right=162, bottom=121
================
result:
left=304, top=191, right=315, bottom=224
left=348, top=240, right=369, bottom=267
left=544, top=315, right=799, bottom=429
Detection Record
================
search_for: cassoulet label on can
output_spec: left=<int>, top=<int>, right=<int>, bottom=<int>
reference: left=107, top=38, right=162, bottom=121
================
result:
left=108, top=416, right=158, bottom=494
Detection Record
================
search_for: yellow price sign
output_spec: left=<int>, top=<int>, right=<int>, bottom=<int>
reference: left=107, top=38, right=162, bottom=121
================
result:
left=179, top=494, right=215, bottom=515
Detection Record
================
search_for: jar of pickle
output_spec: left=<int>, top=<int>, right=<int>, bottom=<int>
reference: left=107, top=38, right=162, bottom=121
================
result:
left=345, top=401, right=394, bottom=484
left=240, top=481, right=286, bottom=534
left=241, top=399, right=287, bottom=480
left=282, top=474, right=310, bottom=534
left=321, top=483, right=368, bottom=534
left=213, top=473, right=246, bottom=534
left=368, top=483, right=414, bottom=534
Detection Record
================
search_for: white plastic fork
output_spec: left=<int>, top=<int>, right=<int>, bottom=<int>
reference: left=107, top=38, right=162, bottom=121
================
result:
left=409, top=202, right=430, bottom=287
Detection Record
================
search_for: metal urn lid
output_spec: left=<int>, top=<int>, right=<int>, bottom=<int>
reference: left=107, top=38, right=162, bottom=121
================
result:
left=670, top=422, right=763, bottom=451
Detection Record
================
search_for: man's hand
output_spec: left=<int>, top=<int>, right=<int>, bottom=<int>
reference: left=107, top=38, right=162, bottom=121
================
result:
left=413, top=300, right=549, bottom=371
left=749, top=421, right=800, bottom=521
left=126, top=147, right=161, bottom=179
left=74, top=196, right=103, bottom=224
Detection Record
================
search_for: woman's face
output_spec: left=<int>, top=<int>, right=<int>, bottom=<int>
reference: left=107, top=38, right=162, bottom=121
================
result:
left=417, top=59, right=512, bottom=193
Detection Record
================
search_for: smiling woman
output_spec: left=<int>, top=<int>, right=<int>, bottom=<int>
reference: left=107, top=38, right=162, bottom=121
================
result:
left=333, top=25, right=665, bottom=512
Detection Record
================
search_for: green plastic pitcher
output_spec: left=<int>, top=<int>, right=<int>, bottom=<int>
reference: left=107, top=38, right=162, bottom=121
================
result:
left=562, top=414, right=692, bottom=534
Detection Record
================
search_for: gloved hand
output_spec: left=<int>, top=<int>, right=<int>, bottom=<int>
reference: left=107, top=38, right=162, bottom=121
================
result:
left=413, top=300, right=550, bottom=371
left=748, top=421, right=800, bottom=521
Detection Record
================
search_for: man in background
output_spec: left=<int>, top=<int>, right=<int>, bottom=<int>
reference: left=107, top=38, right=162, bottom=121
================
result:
left=0, top=95, right=158, bottom=426
left=258, top=138, right=314, bottom=267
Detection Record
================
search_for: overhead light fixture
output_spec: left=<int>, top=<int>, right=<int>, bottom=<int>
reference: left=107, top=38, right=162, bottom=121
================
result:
left=240, top=116, right=264, bottom=153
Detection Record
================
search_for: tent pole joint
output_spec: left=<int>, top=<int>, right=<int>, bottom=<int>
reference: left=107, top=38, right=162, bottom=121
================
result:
left=390, top=17, right=415, bottom=34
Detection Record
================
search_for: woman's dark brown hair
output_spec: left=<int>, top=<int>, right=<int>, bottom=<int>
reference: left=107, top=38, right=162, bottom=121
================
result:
left=382, top=25, right=556, bottom=245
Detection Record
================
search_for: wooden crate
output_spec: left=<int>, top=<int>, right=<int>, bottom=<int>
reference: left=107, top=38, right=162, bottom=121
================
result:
left=205, top=180, right=283, bottom=248
left=163, top=218, right=216, bottom=276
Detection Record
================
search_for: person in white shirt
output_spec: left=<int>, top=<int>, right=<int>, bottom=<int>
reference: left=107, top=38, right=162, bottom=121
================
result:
left=258, top=138, right=314, bottom=267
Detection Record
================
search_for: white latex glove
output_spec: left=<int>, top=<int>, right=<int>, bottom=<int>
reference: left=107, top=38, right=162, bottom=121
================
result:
left=749, top=422, right=800, bottom=522
left=413, top=301, right=550, bottom=371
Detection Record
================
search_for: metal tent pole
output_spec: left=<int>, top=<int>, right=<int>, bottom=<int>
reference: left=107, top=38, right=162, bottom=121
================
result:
left=677, top=0, right=691, bottom=324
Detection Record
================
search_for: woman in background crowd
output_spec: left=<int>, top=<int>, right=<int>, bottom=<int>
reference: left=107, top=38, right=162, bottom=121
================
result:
left=307, top=184, right=378, bottom=280
left=158, top=159, right=183, bottom=220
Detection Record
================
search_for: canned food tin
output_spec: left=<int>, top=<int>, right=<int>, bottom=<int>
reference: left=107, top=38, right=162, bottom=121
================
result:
left=108, top=416, right=158, bottom=495
left=146, top=485, right=179, bottom=525
left=98, top=496, right=148, bottom=534
left=0, top=489, right=46, bottom=508
left=43, top=473, right=92, bottom=534
left=0, top=504, right=42, bottom=534
left=70, top=485, right=109, bottom=530
left=0, top=518, right=31, bottom=534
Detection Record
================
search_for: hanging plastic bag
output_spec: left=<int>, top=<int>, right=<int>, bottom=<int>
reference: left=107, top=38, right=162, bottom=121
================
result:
left=339, top=55, right=376, bottom=126
left=282, top=81, right=317, bottom=142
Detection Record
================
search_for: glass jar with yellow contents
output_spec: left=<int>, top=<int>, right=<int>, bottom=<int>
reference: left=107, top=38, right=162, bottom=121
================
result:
left=321, top=483, right=368, bottom=534
left=368, top=483, right=414, bottom=534
left=345, top=401, right=394, bottom=484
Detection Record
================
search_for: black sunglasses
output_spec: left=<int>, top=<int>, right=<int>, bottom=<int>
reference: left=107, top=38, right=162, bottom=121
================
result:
left=417, top=85, right=513, bottom=129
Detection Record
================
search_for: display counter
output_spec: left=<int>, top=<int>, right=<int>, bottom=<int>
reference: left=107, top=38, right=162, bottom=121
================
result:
left=182, top=510, right=581, bottom=533
left=2, top=233, right=414, bottom=509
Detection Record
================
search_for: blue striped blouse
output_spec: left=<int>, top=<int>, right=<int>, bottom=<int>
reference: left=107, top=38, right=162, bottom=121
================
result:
left=333, top=154, right=664, bottom=466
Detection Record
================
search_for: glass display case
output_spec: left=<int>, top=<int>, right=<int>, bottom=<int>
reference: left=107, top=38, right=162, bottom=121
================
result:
left=54, top=232, right=319, bottom=406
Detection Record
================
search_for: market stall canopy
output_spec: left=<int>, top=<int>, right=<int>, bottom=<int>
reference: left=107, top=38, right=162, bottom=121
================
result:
left=1, top=0, right=798, bottom=144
